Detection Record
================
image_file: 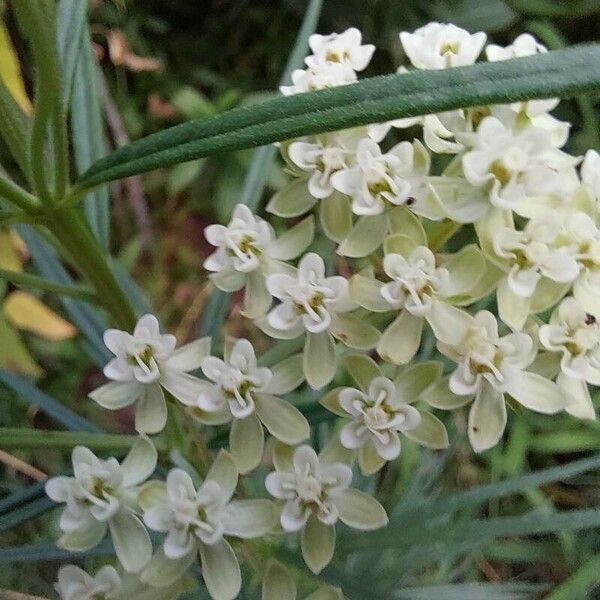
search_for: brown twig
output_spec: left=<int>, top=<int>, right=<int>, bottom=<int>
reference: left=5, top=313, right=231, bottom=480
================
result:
left=0, top=450, right=46, bottom=482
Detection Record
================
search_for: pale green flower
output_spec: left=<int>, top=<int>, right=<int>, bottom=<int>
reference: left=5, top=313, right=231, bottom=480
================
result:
left=89, top=314, right=210, bottom=434
left=321, top=354, right=448, bottom=474
left=260, top=253, right=380, bottom=389
left=539, top=296, right=600, bottom=420
left=427, top=310, right=567, bottom=452
left=141, top=452, right=276, bottom=600
left=265, top=444, right=387, bottom=573
left=191, top=338, right=309, bottom=474
left=55, top=565, right=121, bottom=600
left=45, top=437, right=156, bottom=572
left=204, top=203, right=314, bottom=318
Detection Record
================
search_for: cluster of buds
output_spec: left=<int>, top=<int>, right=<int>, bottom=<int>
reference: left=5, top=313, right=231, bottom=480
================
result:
left=47, top=23, right=600, bottom=600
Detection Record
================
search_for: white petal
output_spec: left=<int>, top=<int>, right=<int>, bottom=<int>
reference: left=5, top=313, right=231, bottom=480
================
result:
left=333, top=489, right=388, bottom=531
left=301, top=516, right=335, bottom=575
left=242, top=269, right=272, bottom=319
left=402, top=411, right=449, bottom=449
left=377, top=311, right=423, bottom=365
left=262, top=560, right=297, bottom=600
left=558, top=373, right=596, bottom=420
left=266, top=354, right=305, bottom=395
left=161, top=371, right=207, bottom=406
left=505, top=370, right=567, bottom=414
left=220, top=499, right=276, bottom=538
left=121, top=435, right=157, bottom=487
left=89, top=381, right=141, bottom=410
left=205, top=451, right=238, bottom=502
left=268, top=215, right=314, bottom=260
left=141, top=546, right=196, bottom=588
left=199, top=539, right=241, bottom=600
left=166, top=338, right=211, bottom=371
left=135, top=384, right=167, bottom=434
left=255, top=393, right=310, bottom=445
left=468, top=384, right=506, bottom=453
left=229, top=413, right=264, bottom=474
left=108, top=510, right=152, bottom=573
left=304, top=331, right=337, bottom=389
left=338, top=214, right=387, bottom=258
left=57, top=519, right=107, bottom=551
left=426, top=300, right=473, bottom=346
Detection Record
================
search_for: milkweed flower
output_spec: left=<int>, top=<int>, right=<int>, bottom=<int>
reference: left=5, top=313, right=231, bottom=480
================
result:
left=45, top=438, right=156, bottom=572
left=203, top=203, right=314, bottom=317
left=260, top=253, right=379, bottom=389
left=89, top=314, right=210, bottom=434
left=193, top=338, right=309, bottom=473
left=55, top=565, right=122, bottom=600
left=306, top=27, right=375, bottom=71
left=400, top=22, right=486, bottom=70
left=539, top=296, right=600, bottom=420
left=265, top=444, right=387, bottom=573
left=426, top=310, right=567, bottom=452
left=141, top=452, right=276, bottom=600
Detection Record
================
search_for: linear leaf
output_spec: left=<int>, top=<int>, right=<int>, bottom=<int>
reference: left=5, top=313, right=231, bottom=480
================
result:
left=0, top=482, right=45, bottom=516
left=71, top=30, right=110, bottom=247
left=0, top=540, right=114, bottom=563
left=77, top=44, right=600, bottom=189
left=394, top=583, right=547, bottom=600
left=0, top=428, right=146, bottom=451
left=0, top=497, right=54, bottom=534
left=56, top=0, right=87, bottom=106
left=0, top=369, right=102, bottom=433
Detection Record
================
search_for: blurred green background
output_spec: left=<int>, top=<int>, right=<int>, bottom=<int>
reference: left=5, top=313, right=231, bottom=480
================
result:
left=1, top=0, right=600, bottom=598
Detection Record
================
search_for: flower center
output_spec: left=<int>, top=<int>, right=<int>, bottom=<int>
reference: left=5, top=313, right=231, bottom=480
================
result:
left=489, top=160, right=512, bottom=187
left=440, top=40, right=460, bottom=55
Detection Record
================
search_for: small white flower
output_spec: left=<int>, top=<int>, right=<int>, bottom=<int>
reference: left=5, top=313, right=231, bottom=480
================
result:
left=437, top=310, right=566, bottom=452
left=200, top=339, right=272, bottom=419
left=339, top=376, right=421, bottom=460
left=266, top=445, right=352, bottom=531
left=265, top=444, right=387, bottom=573
left=280, top=61, right=356, bottom=96
left=288, top=130, right=362, bottom=199
left=539, top=297, right=600, bottom=383
left=582, top=149, right=600, bottom=202
left=89, top=314, right=210, bottom=434
left=381, top=247, right=450, bottom=315
left=331, top=139, right=430, bottom=216
left=493, top=212, right=580, bottom=298
left=400, top=22, right=486, bottom=70
left=306, top=28, right=375, bottom=71
left=462, top=116, right=578, bottom=214
left=486, top=33, right=546, bottom=61
left=55, top=564, right=121, bottom=600
left=142, top=455, right=276, bottom=600
left=195, top=339, right=308, bottom=473
left=45, top=439, right=156, bottom=572
left=266, top=253, right=354, bottom=335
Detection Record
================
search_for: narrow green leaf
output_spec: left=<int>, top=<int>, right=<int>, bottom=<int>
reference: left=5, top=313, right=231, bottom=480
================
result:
left=70, top=30, right=110, bottom=248
left=506, top=0, right=600, bottom=17
left=0, top=482, right=45, bottom=515
left=0, top=497, right=54, bottom=534
left=0, top=428, right=149, bottom=451
left=0, top=78, right=31, bottom=180
left=395, top=583, right=547, bottom=600
left=0, top=540, right=114, bottom=563
left=56, top=0, right=87, bottom=106
left=546, top=553, right=600, bottom=600
left=0, top=369, right=102, bottom=432
left=77, top=45, right=600, bottom=189
left=0, top=268, right=99, bottom=303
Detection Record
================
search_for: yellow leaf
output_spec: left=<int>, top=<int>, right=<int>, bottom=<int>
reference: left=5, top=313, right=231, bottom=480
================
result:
left=0, top=231, right=23, bottom=271
left=0, top=315, right=43, bottom=378
left=0, top=21, right=32, bottom=114
left=4, top=292, right=77, bottom=340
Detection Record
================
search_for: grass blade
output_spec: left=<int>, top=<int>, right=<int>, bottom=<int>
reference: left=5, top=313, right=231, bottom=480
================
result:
left=0, top=268, right=99, bottom=303
left=56, top=0, right=87, bottom=106
left=0, top=482, right=45, bottom=516
left=394, top=583, right=548, bottom=600
left=70, top=30, right=110, bottom=248
left=0, top=370, right=102, bottom=433
left=0, top=497, right=54, bottom=534
left=77, top=44, right=600, bottom=189
left=0, top=428, right=147, bottom=452
left=0, top=540, right=114, bottom=563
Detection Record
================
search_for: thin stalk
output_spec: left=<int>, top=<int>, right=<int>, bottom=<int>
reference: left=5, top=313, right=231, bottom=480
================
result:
left=12, top=0, right=69, bottom=203
left=46, top=210, right=137, bottom=330
left=0, top=174, right=39, bottom=212
left=0, top=268, right=100, bottom=304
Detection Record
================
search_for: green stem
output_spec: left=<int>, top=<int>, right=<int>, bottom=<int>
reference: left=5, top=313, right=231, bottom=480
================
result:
left=0, top=174, right=39, bottom=212
left=0, top=268, right=100, bottom=304
left=46, top=210, right=137, bottom=330
left=12, top=0, right=69, bottom=203
left=0, top=428, right=162, bottom=452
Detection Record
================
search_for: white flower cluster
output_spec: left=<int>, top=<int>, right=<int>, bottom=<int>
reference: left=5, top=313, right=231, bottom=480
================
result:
left=47, top=23, right=600, bottom=600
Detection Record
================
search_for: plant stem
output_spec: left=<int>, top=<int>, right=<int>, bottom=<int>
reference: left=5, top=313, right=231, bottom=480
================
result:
left=0, top=268, right=100, bottom=304
left=0, top=174, right=39, bottom=212
left=46, top=210, right=137, bottom=330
